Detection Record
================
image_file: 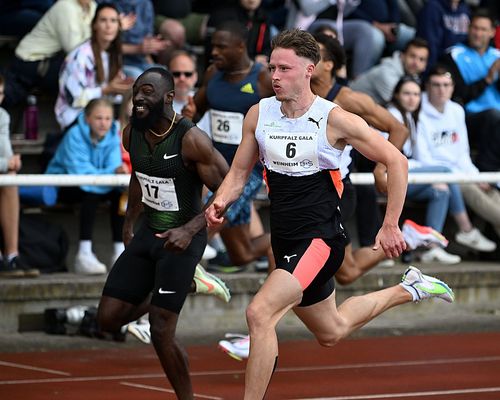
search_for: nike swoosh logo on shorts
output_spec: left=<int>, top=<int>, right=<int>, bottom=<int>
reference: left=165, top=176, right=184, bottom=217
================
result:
left=163, top=153, right=178, bottom=160
left=158, top=288, right=176, bottom=294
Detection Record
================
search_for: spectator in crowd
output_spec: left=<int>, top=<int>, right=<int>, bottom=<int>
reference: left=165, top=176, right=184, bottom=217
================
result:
left=0, top=1, right=54, bottom=38
left=398, top=0, right=426, bottom=28
left=46, top=98, right=128, bottom=275
left=168, top=50, right=198, bottom=116
left=0, top=74, right=40, bottom=278
left=1, top=0, right=97, bottom=108
left=344, top=0, right=416, bottom=62
left=206, top=0, right=273, bottom=66
left=442, top=9, right=500, bottom=173
left=306, top=2, right=377, bottom=77
left=416, top=0, right=470, bottom=72
left=388, top=76, right=465, bottom=263
left=55, top=2, right=132, bottom=130
left=189, top=21, right=275, bottom=272
left=351, top=37, right=429, bottom=105
left=110, top=0, right=169, bottom=78
left=414, top=65, right=498, bottom=250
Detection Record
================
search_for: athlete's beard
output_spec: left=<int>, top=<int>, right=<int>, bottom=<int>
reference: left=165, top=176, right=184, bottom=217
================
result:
left=131, top=99, right=165, bottom=131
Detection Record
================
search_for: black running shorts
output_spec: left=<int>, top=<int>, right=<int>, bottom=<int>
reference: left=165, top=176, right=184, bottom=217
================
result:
left=102, top=221, right=207, bottom=314
left=272, top=233, right=347, bottom=307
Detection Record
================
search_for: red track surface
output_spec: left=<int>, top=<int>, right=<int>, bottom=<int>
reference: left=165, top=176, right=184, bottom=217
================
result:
left=1, top=332, right=500, bottom=399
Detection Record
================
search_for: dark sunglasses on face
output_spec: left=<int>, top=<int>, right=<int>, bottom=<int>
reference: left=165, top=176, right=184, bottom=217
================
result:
left=171, top=71, right=194, bottom=78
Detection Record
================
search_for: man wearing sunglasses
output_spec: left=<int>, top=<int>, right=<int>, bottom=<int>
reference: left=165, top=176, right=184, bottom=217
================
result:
left=168, top=50, right=198, bottom=117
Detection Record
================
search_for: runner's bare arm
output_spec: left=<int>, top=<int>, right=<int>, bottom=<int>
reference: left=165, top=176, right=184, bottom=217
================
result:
left=339, top=90, right=409, bottom=193
left=328, top=107, right=408, bottom=257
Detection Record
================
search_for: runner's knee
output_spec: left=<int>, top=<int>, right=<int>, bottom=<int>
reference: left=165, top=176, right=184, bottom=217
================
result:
left=246, top=300, right=271, bottom=333
left=315, top=325, right=348, bottom=347
left=149, top=308, right=177, bottom=345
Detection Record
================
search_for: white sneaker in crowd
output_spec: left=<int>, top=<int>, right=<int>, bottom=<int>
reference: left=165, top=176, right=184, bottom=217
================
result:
left=400, top=265, right=455, bottom=303
left=455, top=228, right=497, bottom=252
left=402, top=219, right=448, bottom=250
left=420, top=247, right=461, bottom=264
left=218, top=333, right=250, bottom=360
left=201, top=244, right=217, bottom=261
left=74, top=252, right=107, bottom=275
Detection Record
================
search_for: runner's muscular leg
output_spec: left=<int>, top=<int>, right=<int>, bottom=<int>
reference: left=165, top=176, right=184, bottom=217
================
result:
left=294, top=285, right=412, bottom=347
left=244, top=269, right=303, bottom=400
left=335, top=243, right=386, bottom=285
left=97, top=295, right=151, bottom=332
left=149, top=304, right=193, bottom=399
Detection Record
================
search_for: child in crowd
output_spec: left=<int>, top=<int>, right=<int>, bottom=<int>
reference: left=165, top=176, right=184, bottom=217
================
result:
left=46, top=98, right=129, bottom=275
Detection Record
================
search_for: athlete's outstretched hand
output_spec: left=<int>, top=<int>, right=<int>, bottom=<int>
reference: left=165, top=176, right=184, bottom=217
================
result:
left=156, top=227, right=193, bottom=252
left=205, top=200, right=226, bottom=227
left=372, top=223, right=406, bottom=259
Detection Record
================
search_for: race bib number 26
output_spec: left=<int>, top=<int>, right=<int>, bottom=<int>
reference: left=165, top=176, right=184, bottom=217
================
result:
left=210, top=109, right=244, bottom=145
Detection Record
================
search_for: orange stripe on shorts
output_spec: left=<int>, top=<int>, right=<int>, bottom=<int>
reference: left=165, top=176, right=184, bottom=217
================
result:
left=292, top=238, right=331, bottom=290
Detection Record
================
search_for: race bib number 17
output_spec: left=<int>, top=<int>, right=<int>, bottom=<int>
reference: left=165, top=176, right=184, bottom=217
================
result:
left=135, top=171, right=180, bottom=211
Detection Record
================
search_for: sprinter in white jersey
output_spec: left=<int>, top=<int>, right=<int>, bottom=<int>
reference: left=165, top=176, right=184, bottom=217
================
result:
left=205, top=29, right=455, bottom=399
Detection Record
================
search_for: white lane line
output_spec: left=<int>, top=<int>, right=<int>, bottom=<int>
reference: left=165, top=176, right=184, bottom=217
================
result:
left=1, top=355, right=500, bottom=385
left=121, top=382, right=223, bottom=400
left=269, top=356, right=500, bottom=374
left=0, top=360, right=70, bottom=376
left=294, top=386, right=500, bottom=400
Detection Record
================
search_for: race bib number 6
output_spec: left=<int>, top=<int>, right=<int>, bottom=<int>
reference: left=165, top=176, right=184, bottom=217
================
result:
left=135, top=171, right=179, bottom=211
left=265, top=132, right=319, bottom=174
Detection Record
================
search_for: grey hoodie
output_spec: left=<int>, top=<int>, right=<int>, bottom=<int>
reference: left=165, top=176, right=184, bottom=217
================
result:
left=350, top=51, right=404, bottom=105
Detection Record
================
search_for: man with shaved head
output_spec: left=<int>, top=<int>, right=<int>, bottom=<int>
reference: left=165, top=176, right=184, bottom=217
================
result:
left=97, top=67, right=230, bottom=398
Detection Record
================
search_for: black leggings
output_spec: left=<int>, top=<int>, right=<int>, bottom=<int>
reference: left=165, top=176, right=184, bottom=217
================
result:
left=58, top=187, right=124, bottom=242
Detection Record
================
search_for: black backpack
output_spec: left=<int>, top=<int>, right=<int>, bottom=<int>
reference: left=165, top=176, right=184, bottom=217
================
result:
left=18, top=213, right=69, bottom=273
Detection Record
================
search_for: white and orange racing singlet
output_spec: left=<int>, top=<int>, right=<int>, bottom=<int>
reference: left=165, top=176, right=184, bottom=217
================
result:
left=255, top=96, right=343, bottom=176
left=254, top=96, right=345, bottom=240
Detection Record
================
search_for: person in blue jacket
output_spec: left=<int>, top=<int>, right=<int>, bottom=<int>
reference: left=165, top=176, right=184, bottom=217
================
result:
left=46, top=98, right=129, bottom=275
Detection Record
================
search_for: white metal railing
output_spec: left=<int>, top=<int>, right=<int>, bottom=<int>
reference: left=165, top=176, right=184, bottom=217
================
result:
left=0, top=172, right=499, bottom=186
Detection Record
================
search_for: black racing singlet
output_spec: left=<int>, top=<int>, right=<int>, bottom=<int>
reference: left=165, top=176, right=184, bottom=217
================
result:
left=326, top=82, right=345, bottom=102
left=129, top=118, right=203, bottom=231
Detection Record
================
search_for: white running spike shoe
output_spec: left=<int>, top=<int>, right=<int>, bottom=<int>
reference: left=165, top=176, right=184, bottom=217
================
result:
left=218, top=333, right=250, bottom=360
left=402, top=219, right=448, bottom=250
left=127, top=320, right=151, bottom=344
left=400, top=265, right=455, bottom=303
left=194, top=264, right=231, bottom=303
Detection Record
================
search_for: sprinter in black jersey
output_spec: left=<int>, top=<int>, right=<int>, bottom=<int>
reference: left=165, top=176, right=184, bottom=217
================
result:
left=97, top=68, right=230, bottom=399
left=206, top=30, right=455, bottom=399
